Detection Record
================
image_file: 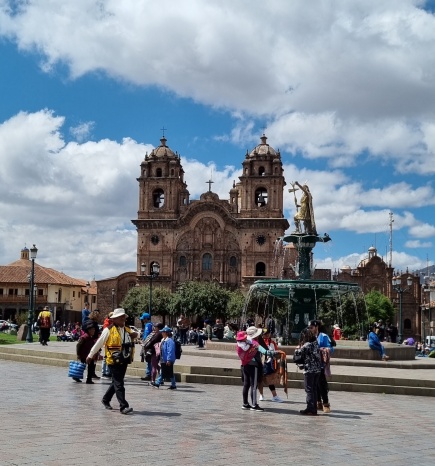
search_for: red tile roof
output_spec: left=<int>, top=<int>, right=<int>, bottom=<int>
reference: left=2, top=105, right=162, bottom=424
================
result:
left=0, top=259, right=85, bottom=286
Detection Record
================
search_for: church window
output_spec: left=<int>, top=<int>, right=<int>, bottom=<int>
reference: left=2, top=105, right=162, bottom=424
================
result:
left=404, top=318, right=412, bottom=330
left=171, top=169, right=174, bottom=176
left=255, top=187, right=268, bottom=207
left=153, top=189, right=165, bottom=208
left=256, top=262, right=266, bottom=276
left=156, top=168, right=162, bottom=177
left=179, top=256, right=187, bottom=267
left=259, top=166, right=265, bottom=176
left=229, top=256, right=237, bottom=267
left=202, top=253, right=212, bottom=271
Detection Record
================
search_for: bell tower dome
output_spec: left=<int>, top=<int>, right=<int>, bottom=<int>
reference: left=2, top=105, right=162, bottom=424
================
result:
left=237, top=134, right=286, bottom=218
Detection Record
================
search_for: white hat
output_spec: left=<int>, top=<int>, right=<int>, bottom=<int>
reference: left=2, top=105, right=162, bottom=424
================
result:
left=111, top=308, right=126, bottom=319
left=246, top=326, right=262, bottom=339
left=333, top=324, right=340, bottom=329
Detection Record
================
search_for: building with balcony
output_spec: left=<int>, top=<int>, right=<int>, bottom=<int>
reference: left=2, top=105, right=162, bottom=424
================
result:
left=0, top=247, right=94, bottom=324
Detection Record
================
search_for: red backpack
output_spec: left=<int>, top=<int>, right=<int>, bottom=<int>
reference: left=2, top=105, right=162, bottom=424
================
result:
left=236, top=340, right=259, bottom=366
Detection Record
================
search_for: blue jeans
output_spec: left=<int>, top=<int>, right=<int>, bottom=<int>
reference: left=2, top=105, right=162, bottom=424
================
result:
left=145, top=360, right=151, bottom=377
left=156, top=368, right=176, bottom=387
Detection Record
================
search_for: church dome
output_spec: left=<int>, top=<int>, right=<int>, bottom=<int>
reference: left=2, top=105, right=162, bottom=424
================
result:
left=149, top=137, right=177, bottom=158
left=249, top=134, right=279, bottom=158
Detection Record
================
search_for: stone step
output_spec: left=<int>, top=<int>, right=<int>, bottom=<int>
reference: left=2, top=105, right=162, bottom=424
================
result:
left=181, top=373, right=435, bottom=397
left=1, top=349, right=434, bottom=396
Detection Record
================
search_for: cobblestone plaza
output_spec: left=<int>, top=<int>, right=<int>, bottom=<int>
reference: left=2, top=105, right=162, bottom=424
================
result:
left=1, top=359, right=435, bottom=466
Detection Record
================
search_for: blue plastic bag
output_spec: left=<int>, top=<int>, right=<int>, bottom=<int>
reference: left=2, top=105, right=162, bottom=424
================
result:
left=68, top=360, right=86, bottom=379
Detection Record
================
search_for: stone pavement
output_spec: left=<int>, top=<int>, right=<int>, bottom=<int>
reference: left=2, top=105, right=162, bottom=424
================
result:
left=1, top=359, right=435, bottom=466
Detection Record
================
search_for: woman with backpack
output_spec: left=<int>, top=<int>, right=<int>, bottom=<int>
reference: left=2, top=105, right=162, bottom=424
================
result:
left=236, top=326, right=277, bottom=412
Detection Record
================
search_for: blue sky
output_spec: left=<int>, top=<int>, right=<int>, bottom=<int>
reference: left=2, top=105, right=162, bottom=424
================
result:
left=0, top=0, right=434, bottom=281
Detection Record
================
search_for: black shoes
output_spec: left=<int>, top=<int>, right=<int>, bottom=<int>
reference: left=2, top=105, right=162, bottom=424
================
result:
left=150, top=382, right=160, bottom=389
left=86, top=380, right=94, bottom=384
left=242, top=404, right=252, bottom=410
left=72, top=378, right=82, bottom=383
left=250, top=404, right=264, bottom=412
left=141, top=375, right=151, bottom=381
left=299, top=409, right=318, bottom=416
left=167, top=386, right=177, bottom=390
left=120, top=407, right=133, bottom=415
left=101, top=400, right=113, bottom=410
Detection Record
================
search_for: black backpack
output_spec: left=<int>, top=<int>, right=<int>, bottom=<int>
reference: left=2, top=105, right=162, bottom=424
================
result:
left=175, top=339, right=182, bottom=359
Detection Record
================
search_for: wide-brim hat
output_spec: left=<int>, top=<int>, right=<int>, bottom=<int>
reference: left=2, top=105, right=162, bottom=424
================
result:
left=246, top=326, right=262, bottom=339
left=111, top=308, right=126, bottom=319
left=160, top=326, right=172, bottom=333
left=333, top=324, right=340, bottom=329
left=84, top=321, right=95, bottom=331
left=153, top=322, right=164, bottom=329
left=236, top=331, right=247, bottom=341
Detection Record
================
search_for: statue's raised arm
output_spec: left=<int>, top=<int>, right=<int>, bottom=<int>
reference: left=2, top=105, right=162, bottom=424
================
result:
left=293, top=181, right=317, bottom=236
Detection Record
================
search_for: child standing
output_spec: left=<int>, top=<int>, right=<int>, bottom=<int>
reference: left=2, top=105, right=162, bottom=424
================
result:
left=294, top=328, right=321, bottom=415
left=76, top=321, right=98, bottom=384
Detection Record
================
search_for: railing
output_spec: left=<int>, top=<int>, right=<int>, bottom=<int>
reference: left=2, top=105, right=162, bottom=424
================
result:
left=0, top=295, right=48, bottom=303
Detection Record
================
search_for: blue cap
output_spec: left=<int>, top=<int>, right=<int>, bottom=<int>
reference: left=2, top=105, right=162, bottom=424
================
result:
left=140, top=312, right=150, bottom=320
left=160, top=326, right=172, bottom=333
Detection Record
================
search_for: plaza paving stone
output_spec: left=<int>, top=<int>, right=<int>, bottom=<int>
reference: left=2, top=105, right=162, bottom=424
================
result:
left=1, top=358, right=435, bottom=466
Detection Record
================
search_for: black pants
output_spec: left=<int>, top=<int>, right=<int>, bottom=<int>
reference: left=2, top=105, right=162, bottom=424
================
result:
left=87, top=361, right=96, bottom=382
left=103, top=364, right=129, bottom=411
left=39, top=328, right=50, bottom=344
left=304, top=372, right=320, bottom=413
left=242, top=364, right=262, bottom=406
left=317, top=368, right=329, bottom=404
left=179, top=329, right=188, bottom=345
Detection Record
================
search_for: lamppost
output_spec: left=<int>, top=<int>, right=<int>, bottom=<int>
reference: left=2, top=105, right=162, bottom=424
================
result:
left=141, top=262, right=160, bottom=317
left=392, top=275, right=413, bottom=343
left=26, top=244, right=38, bottom=343
left=86, top=281, right=91, bottom=311
left=111, top=288, right=115, bottom=311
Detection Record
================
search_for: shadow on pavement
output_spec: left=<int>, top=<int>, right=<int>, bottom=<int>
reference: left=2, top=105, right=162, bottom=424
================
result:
left=133, top=410, right=182, bottom=417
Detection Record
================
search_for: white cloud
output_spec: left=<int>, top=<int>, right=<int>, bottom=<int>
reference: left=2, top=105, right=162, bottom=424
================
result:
left=69, top=121, right=95, bottom=142
left=0, top=110, right=242, bottom=278
left=2, top=1, right=435, bottom=172
left=405, top=240, right=433, bottom=248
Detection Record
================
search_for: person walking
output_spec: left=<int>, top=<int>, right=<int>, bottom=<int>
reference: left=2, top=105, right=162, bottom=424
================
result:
left=86, top=308, right=138, bottom=414
left=151, top=326, right=177, bottom=389
left=309, top=320, right=333, bottom=413
left=140, top=312, right=153, bottom=380
left=37, top=306, right=52, bottom=346
left=76, top=321, right=98, bottom=384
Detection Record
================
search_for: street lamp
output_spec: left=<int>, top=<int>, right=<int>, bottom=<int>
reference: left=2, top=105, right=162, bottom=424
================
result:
left=26, top=244, right=38, bottom=343
left=86, top=281, right=91, bottom=311
left=111, top=288, right=115, bottom=311
left=392, top=275, right=413, bottom=343
left=143, top=262, right=160, bottom=317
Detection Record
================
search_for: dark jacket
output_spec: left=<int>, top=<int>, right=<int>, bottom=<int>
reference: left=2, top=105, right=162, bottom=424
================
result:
left=76, top=333, right=96, bottom=363
left=144, top=331, right=163, bottom=354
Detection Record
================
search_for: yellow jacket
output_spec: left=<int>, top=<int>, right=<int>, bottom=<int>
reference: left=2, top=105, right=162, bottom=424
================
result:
left=105, top=325, right=135, bottom=365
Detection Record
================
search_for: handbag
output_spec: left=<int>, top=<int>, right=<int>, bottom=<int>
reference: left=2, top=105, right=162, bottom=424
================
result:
left=111, top=329, right=133, bottom=365
left=68, top=361, right=86, bottom=379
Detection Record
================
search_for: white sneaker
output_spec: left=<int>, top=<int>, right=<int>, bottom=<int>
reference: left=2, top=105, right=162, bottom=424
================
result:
left=259, top=395, right=265, bottom=401
left=271, top=395, right=284, bottom=403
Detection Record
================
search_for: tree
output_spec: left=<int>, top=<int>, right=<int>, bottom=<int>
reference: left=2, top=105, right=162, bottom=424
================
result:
left=227, top=290, right=246, bottom=320
left=364, top=290, right=395, bottom=324
left=121, top=285, right=173, bottom=321
left=170, top=281, right=230, bottom=320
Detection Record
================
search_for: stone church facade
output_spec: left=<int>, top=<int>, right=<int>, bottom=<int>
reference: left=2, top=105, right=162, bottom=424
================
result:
left=132, top=134, right=289, bottom=292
